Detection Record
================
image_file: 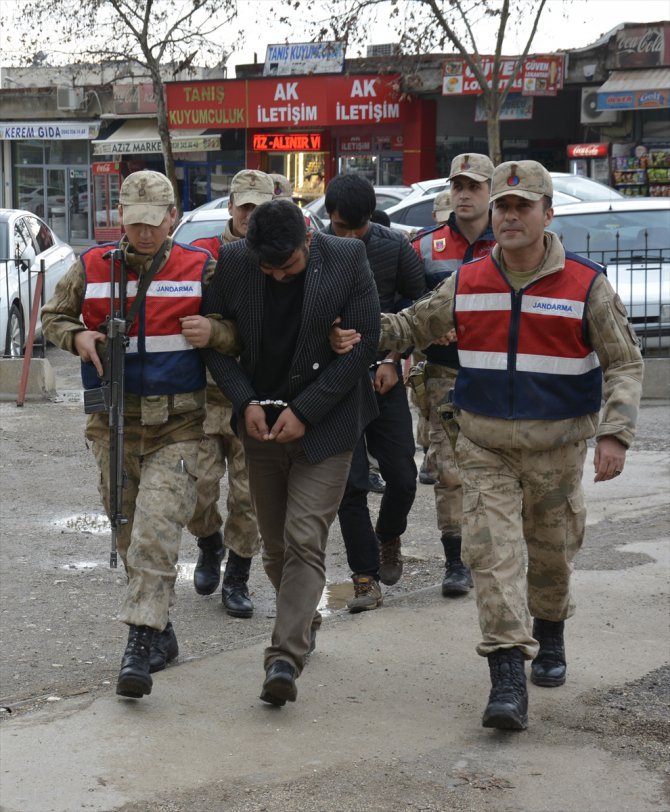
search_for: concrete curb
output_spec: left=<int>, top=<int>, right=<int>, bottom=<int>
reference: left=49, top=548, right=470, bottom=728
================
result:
left=0, top=358, right=56, bottom=402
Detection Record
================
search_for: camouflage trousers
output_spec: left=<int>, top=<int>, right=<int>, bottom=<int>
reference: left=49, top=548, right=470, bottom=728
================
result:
left=425, top=369, right=462, bottom=536
left=187, top=398, right=261, bottom=559
left=91, top=438, right=199, bottom=630
left=455, top=434, right=588, bottom=659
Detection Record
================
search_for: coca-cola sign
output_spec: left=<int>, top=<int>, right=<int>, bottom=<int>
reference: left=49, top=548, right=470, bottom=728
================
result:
left=615, top=25, right=669, bottom=68
left=567, top=143, right=610, bottom=159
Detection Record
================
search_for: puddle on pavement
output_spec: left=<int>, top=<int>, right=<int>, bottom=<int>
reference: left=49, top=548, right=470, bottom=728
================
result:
left=54, top=514, right=110, bottom=534
left=61, top=561, right=98, bottom=570
left=318, top=580, right=353, bottom=614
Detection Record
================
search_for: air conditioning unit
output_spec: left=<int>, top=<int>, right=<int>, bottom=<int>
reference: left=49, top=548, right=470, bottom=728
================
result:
left=57, top=86, right=85, bottom=111
left=580, top=88, right=621, bottom=125
left=366, top=43, right=401, bottom=58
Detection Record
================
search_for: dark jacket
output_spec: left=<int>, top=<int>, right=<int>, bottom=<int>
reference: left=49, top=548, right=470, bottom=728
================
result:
left=202, top=230, right=381, bottom=464
left=328, top=221, right=428, bottom=312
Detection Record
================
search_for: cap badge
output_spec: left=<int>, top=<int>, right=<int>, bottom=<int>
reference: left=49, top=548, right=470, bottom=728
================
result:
left=507, top=174, right=520, bottom=187
left=137, top=180, right=147, bottom=199
left=461, top=155, right=471, bottom=171
left=274, top=182, right=282, bottom=195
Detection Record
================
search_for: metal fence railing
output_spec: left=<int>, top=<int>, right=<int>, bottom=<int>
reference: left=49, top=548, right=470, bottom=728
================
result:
left=569, top=244, right=669, bottom=357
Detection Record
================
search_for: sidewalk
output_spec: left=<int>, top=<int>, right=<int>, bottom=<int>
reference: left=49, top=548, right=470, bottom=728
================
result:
left=1, top=443, right=668, bottom=812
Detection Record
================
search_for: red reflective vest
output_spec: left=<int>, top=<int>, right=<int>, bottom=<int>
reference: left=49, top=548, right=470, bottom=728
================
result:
left=80, top=242, right=208, bottom=396
left=412, top=219, right=495, bottom=369
left=453, top=252, right=604, bottom=420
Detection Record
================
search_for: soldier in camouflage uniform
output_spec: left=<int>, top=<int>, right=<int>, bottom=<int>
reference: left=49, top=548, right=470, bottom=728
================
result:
left=410, top=156, right=496, bottom=597
left=41, top=171, right=231, bottom=700
left=377, top=161, right=644, bottom=731
left=185, top=170, right=273, bottom=618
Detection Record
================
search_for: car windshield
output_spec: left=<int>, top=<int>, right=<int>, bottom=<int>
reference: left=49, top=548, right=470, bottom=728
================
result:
left=173, top=219, right=226, bottom=244
left=548, top=209, right=669, bottom=264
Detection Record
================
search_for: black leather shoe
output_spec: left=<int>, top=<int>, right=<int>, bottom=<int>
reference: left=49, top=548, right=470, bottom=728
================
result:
left=530, top=618, right=567, bottom=687
left=194, top=531, right=225, bottom=595
left=149, top=621, right=179, bottom=673
left=116, top=625, right=154, bottom=698
left=222, top=551, right=254, bottom=618
left=260, top=660, right=297, bottom=706
left=442, top=562, right=473, bottom=596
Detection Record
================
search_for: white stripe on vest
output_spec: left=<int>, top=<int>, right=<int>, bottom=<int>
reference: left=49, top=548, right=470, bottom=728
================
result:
left=458, top=349, right=599, bottom=375
left=456, top=293, right=511, bottom=312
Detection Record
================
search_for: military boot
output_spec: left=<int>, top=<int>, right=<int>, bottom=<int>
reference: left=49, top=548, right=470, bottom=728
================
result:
left=441, top=533, right=473, bottom=596
left=531, top=618, right=567, bottom=687
left=193, top=531, right=226, bottom=595
left=482, top=647, right=528, bottom=731
left=221, top=550, right=253, bottom=618
left=116, top=624, right=155, bottom=698
left=149, top=620, right=179, bottom=673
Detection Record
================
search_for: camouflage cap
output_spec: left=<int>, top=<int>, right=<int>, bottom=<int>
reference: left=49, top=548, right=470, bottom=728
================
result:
left=433, top=190, right=452, bottom=223
left=119, top=170, right=174, bottom=226
left=230, top=169, right=274, bottom=207
left=490, top=160, right=553, bottom=203
left=270, top=173, right=294, bottom=198
left=448, top=153, right=494, bottom=183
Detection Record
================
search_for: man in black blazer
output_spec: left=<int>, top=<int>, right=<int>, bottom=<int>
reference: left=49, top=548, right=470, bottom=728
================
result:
left=202, top=199, right=380, bottom=706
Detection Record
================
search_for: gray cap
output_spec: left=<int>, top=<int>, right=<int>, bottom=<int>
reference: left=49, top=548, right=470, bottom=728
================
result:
left=270, top=173, right=293, bottom=198
left=119, top=171, right=174, bottom=226
left=448, top=153, right=495, bottom=183
left=433, top=191, right=452, bottom=222
left=490, top=160, right=553, bottom=203
left=230, top=170, right=274, bottom=206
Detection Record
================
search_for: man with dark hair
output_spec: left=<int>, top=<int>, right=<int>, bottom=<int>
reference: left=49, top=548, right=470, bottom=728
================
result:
left=202, top=198, right=380, bottom=706
left=378, top=160, right=643, bottom=731
left=324, top=173, right=427, bottom=612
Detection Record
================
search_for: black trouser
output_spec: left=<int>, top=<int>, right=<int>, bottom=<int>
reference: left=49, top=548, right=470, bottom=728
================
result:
left=337, top=374, right=417, bottom=577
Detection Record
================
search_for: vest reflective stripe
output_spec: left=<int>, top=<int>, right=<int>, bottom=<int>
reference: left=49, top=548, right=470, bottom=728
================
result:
left=80, top=243, right=207, bottom=395
left=453, top=254, right=603, bottom=420
left=144, top=334, right=196, bottom=353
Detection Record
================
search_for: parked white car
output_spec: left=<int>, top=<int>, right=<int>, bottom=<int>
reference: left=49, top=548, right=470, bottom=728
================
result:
left=548, top=198, right=670, bottom=352
left=0, top=209, right=76, bottom=356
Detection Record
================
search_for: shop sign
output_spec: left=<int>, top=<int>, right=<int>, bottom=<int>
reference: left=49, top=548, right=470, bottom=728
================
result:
left=567, top=143, right=609, bottom=158
left=474, top=94, right=533, bottom=121
left=165, top=81, right=248, bottom=129
left=250, top=75, right=404, bottom=128
left=0, top=121, right=100, bottom=140
left=340, top=136, right=373, bottom=152
left=597, top=89, right=669, bottom=110
left=442, top=55, right=564, bottom=96
left=263, top=42, right=345, bottom=76
left=93, top=162, right=121, bottom=174
left=614, top=24, right=669, bottom=69
left=113, top=83, right=156, bottom=115
left=253, top=133, right=323, bottom=151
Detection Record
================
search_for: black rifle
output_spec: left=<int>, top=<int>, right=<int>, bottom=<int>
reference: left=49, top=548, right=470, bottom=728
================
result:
left=83, top=249, right=128, bottom=568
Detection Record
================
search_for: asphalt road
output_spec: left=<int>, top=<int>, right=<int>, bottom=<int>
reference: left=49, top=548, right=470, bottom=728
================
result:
left=0, top=347, right=668, bottom=812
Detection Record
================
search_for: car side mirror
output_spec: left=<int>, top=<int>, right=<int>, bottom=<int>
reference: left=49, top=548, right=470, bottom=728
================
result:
left=16, top=243, right=36, bottom=271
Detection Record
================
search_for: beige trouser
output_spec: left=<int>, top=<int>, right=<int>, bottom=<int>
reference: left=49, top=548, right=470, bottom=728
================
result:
left=455, top=434, right=587, bottom=660
left=187, top=397, right=261, bottom=558
left=92, top=439, right=199, bottom=630
left=241, top=428, right=352, bottom=676
left=425, top=367, right=462, bottom=536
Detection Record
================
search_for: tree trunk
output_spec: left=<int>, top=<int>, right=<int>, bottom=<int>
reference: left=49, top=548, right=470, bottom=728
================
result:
left=152, top=72, right=181, bottom=215
left=484, top=90, right=503, bottom=165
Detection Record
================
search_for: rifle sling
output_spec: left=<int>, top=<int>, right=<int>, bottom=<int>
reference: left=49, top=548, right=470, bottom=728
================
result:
left=123, top=240, right=169, bottom=330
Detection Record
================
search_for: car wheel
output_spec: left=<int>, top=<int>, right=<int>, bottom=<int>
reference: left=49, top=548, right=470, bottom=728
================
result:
left=4, top=303, right=25, bottom=357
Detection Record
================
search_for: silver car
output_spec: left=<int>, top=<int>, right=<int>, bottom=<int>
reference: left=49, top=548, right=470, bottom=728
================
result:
left=548, top=199, right=669, bottom=353
left=0, top=209, right=76, bottom=357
